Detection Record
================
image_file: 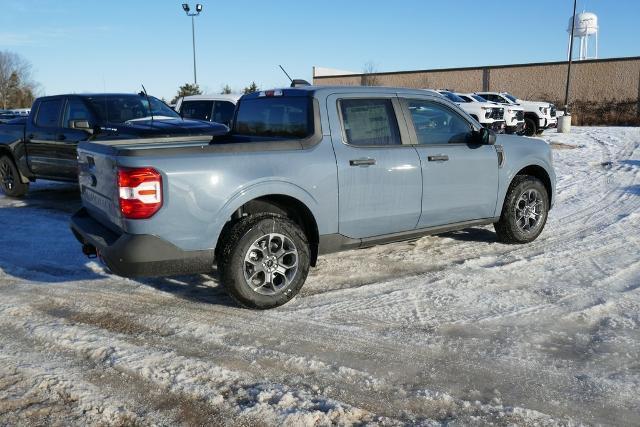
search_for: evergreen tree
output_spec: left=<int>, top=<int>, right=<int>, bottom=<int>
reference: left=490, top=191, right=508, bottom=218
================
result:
left=220, top=84, right=232, bottom=95
left=243, top=82, right=259, bottom=94
left=171, top=82, right=202, bottom=104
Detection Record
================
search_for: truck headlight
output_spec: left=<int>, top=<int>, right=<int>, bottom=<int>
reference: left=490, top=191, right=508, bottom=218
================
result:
left=482, top=107, right=492, bottom=119
left=539, top=107, right=548, bottom=115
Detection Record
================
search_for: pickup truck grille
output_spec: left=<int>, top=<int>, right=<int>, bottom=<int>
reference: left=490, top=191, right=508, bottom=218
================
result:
left=550, top=105, right=557, bottom=117
left=515, top=110, right=524, bottom=121
left=491, top=108, right=504, bottom=120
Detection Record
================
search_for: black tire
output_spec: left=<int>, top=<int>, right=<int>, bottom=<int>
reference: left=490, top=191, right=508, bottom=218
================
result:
left=0, top=155, right=29, bottom=197
left=217, top=213, right=310, bottom=309
left=524, top=117, right=538, bottom=136
left=494, top=175, right=549, bottom=244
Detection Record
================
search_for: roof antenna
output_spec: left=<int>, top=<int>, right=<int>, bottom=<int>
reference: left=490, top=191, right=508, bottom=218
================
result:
left=279, top=65, right=293, bottom=83
left=140, top=84, right=154, bottom=126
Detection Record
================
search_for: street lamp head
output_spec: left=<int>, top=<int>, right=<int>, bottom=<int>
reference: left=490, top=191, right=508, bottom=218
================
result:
left=196, top=4, right=203, bottom=12
left=182, top=3, right=190, bottom=12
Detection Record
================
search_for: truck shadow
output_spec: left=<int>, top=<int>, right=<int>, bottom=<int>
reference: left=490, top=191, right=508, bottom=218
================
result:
left=0, top=181, right=104, bottom=283
left=437, top=227, right=498, bottom=243
left=136, top=271, right=239, bottom=307
left=620, top=160, right=640, bottom=167
left=17, top=181, right=81, bottom=213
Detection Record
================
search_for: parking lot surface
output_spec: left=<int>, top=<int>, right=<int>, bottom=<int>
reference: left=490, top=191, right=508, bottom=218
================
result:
left=1, top=127, right=639, bottom=425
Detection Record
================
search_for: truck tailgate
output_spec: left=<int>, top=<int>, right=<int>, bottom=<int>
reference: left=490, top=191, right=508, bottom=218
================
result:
left=77, top=146, right=123, bottom=230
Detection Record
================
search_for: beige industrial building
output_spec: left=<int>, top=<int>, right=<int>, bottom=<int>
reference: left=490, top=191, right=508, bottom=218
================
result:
left=313, top=57, right=640, bottom=120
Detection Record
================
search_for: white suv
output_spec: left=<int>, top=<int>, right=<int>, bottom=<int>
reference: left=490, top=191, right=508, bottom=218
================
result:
left=435, top=90, right=505, bottom=133
left=475, top=92, right=557, bottom=136
left=458, top=93, right=524, bottom=135
left=175, top=94, right=240, bottom=127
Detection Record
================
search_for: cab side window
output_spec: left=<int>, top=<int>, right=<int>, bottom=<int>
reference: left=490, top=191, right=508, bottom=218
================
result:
left=212, top=101, right=235, bottom=126
left=339, top=99, right=401, bottom=146
left=35, top=99, right=63, bottom=128
left=63, top=99, right=92, bottom=128
left=406, top=100, right=472, bottom=145
left=180, top=100, right=214, bottom=121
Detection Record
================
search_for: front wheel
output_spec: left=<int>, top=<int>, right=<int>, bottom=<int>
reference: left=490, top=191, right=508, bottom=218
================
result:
left=524, top=117, right=538, bottom=136
left=494, top=175, right=549, bottom=244
left=217, top=213, right=310, bottom=309
left=0, top=155, right=29, bottom=197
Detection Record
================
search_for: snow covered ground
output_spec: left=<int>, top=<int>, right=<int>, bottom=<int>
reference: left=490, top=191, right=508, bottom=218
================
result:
left=0, top=127, right=639, bottom=426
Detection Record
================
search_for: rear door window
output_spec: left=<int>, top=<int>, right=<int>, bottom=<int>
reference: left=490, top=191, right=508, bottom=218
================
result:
left=339, top=99, right=401, bottom=146
left=234, top=97, right=311, bottom=139
left=180, top=100, right=214, bottom=121
left=35, top=99, right=63, bottom=128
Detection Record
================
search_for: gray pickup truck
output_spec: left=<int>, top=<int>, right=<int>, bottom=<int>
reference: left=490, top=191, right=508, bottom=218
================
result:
left=71, top=86, right=556, bottom=309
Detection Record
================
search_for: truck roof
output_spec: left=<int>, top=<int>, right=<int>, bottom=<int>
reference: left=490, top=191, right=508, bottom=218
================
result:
left=36, top=93, right=160, bottom=101
left=179, top=94, right=241, bottom=102
left=241, top=85, right=441, bottom=100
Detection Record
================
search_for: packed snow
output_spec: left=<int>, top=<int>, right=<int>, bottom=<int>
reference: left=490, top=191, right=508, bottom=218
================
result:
left=0, top=127, right=639, bottom=425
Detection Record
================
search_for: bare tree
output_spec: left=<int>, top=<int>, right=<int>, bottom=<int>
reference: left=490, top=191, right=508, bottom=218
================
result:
left=360, top=61, right=380, bottom=86
left=0, top=51, right=37, bottom=109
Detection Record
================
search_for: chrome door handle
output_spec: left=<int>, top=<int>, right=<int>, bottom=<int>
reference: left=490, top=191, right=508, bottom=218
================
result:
left=427, top=155, right=449, bottom=162
left=349, top=158, right=376, bottom=167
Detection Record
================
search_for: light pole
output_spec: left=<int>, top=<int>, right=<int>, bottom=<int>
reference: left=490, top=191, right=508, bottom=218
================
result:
left=181, top=3, right=203, bottom=85
left=564, top=0, right=577, bottom=114
left=559, top=0, right=577, bottom=133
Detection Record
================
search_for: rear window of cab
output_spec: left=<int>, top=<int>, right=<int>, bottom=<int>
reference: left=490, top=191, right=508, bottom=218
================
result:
left=233, top=97, right=312, bottom=139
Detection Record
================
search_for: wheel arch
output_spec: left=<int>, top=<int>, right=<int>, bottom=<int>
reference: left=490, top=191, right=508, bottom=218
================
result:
left=513, top=165, right=553, bottom=206
left=214, top=188, right=321, bottom=267
left=524, top=112, right=540, bottom=121
left=0, top=142, right=31, bottom=183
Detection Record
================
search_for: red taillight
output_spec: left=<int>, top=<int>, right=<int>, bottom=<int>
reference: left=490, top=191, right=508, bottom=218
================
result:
left=118, top=167, right=162, bottom=219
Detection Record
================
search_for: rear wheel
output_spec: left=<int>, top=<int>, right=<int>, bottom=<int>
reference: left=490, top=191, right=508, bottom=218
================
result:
left=494, top=175, right=549, bottom=244
left=217, top=213, right=310, bottom=309
left=0, top=155, right=28, bottom=197
left=524, top=117, right=538, bottom=136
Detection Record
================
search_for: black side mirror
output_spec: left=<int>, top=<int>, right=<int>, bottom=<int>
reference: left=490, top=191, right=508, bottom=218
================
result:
left=69, top=119, right=94, bottom=134
left=476, top=127, right=496, bottom=145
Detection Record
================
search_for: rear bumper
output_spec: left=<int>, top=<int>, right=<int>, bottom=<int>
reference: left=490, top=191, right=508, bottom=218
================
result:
left=70, top=208, right=214, bottom=277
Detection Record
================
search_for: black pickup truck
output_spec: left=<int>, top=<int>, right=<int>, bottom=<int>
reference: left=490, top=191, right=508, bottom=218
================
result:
left=0, top=93, right=228, bottom=197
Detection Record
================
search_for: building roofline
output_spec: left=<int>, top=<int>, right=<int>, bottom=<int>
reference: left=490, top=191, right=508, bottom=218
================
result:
left=313, top=56, right=640, bottom=80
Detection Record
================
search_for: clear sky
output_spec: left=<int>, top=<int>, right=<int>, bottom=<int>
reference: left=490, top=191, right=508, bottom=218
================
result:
left=1, top=0, right=638, bottom=100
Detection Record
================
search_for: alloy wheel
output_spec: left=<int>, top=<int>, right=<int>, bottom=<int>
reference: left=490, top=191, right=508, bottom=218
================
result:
left=515, top=188, right=544, bottom=233
left=0, top=160, right=15, bottom=191
left=243, top=233, right=299, bottom=295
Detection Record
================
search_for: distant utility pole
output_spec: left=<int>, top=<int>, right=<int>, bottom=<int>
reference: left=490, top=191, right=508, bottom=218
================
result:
left=181, top=3, right=203, bottom=85
left=564, top=0, right=577, bottom=113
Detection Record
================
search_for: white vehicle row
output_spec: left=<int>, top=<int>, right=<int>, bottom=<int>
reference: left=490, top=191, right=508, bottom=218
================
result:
left=431, top=89, right=556, bottom=136
left=475, top=92, right=557, bottom=136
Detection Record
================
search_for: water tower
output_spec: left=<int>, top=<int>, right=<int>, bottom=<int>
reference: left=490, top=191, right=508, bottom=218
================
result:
left=567, top=11, right=599, bottom=60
